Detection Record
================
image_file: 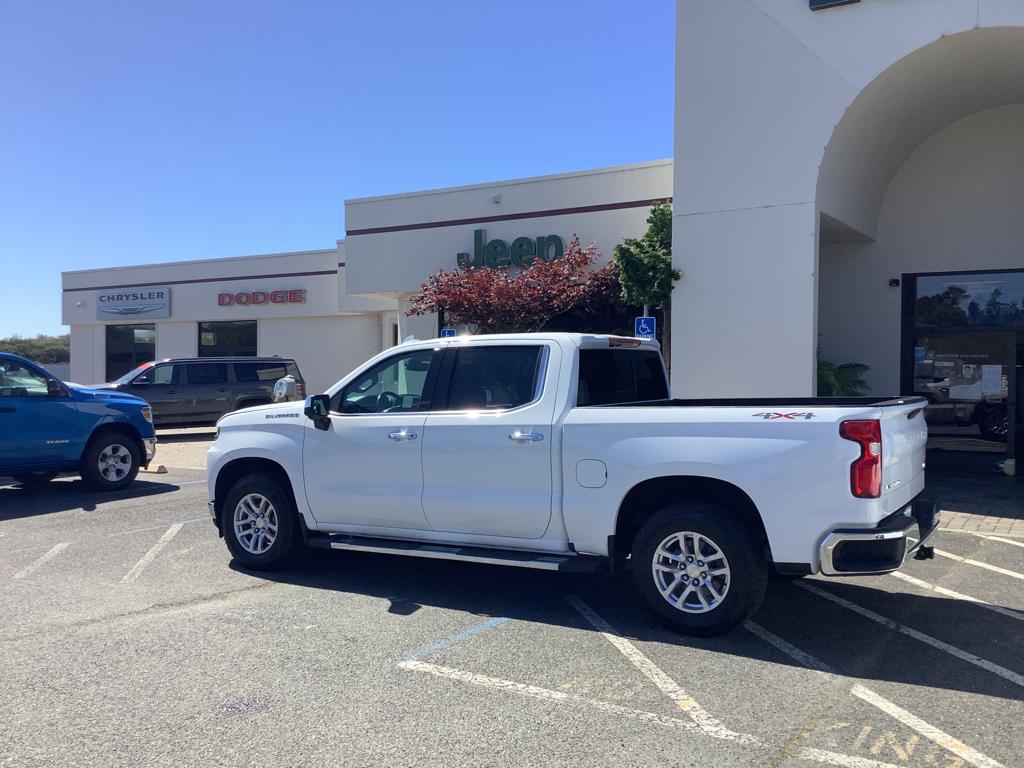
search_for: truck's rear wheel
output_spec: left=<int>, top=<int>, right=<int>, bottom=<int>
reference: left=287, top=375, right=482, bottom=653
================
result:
left=81, top=433, right=140, bottom=491
left=630, top=501, right=766, bottom=636
left=221, top=474, right=302, bottom=570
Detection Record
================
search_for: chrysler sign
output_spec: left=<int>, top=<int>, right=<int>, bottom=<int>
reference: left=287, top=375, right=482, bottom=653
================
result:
left=96, top=286, right=171, bottom=320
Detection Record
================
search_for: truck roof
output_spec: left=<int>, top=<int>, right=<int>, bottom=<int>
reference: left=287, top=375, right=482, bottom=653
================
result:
left=404, top=332, right=661, bottom=349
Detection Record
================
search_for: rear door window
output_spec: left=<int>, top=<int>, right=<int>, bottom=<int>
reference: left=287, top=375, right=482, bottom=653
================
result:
left=233, top=361, right=290, bottom=383
left=187, top=363, right=228, bottom=386
left=577, top=349, right=668, bottom=406
left=443, top=346, right=543, bottom=411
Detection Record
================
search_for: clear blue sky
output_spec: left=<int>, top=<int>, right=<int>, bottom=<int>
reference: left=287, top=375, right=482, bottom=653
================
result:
left=0, top=1, right=674, bottom=337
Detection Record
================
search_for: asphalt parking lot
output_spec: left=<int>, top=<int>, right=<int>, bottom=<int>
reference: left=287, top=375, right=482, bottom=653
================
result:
left=1, top=452, right=1022, bottom=767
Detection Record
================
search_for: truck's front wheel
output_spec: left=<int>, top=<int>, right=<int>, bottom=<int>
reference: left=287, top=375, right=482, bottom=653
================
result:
left=631, top=501, right=767, bottom=636
left=81, top=433, right=141, bottom=491
left=221, top=474, right=303, bottom=570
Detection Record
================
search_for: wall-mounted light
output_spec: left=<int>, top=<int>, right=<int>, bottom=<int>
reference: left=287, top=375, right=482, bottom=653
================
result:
left=491, top=194, right=502, bottom=205
left=889, top=278, right=901, bottom=288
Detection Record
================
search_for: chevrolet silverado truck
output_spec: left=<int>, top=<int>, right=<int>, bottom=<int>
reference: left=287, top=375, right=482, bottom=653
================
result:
left=0, top=352, right=156, bottom=491
left=207, top=333, right=938, bottom=635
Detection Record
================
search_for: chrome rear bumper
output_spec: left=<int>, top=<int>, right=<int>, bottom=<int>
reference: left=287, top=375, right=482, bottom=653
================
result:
left=819, top=499, right=939, bottom=576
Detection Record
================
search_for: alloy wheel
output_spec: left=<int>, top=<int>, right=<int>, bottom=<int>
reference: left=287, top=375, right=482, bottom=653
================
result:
left=97, top=443, right=133, bottom=483
left=233, top=493, right=279, bottom=555
left=652, top=531, right=731, bottom=614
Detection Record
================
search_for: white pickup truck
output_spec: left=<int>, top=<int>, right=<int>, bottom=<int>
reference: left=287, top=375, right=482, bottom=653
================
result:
left=207, top=333, right=938, bottom=635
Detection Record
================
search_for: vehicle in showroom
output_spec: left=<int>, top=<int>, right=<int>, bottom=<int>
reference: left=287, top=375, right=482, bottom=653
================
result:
left=98, top=357, right=305, bottom=426
left=0, top=352, right=156, bottom=490
left=207, top=334, right=937, bottom=636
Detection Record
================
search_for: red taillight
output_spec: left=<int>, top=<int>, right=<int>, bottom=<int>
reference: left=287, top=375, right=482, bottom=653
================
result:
left=296, top=382, right=306, bottom=398
left=840, top=419, right=882, bottom=498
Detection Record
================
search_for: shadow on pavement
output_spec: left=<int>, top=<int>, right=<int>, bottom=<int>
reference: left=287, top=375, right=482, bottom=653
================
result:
left=231, top=548, right=1024, bottom=704
left=0, top=477, right=184, bottom=519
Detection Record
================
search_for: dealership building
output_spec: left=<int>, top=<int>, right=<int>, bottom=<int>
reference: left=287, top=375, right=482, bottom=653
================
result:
left=63, top=0, right=1022, bottom=464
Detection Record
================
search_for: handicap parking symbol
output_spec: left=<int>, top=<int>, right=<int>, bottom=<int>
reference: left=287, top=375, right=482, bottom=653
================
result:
left=634, top=316, right=656, bottom=340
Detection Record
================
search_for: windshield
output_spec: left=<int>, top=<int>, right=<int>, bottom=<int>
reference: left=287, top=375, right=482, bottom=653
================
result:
left=113, top=362, right=152, bottom=385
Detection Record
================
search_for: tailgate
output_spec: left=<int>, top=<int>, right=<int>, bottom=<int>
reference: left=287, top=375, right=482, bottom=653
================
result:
left=879, top=399, right=928, bottom=510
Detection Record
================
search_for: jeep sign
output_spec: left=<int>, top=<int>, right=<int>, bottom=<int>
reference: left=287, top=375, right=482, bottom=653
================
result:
left=96, top=286, right=171, bottom=320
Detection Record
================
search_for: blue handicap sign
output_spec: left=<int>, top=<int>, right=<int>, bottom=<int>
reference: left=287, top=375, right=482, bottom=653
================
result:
left=635, top=316, right=656, bottom=340
left=440, top=328, right=457, bottom=338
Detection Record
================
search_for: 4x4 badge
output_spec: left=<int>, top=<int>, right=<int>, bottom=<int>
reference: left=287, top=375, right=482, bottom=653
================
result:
left=752, top=412, right=815, bottom=420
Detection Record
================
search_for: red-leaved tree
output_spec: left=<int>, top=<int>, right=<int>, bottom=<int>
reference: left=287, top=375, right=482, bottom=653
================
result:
left=407, top=235, right=619, bottom=333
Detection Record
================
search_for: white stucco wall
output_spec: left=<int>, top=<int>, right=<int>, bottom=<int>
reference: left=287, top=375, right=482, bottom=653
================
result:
left=672, top=0, right=1024, bottom=397
left=819, top=103, right=1024, bottom=394
left=62, top=247, right=396, bottom=386
left=344, top=161, right=673, bottom=301
left=258, top=314, right=382, bottom=393
left=156, top=322, right=198, bottom=361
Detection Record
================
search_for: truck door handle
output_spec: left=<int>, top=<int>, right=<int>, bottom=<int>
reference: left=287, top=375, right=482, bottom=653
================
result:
left=388, top=430, right=417, bottom=442
left=509, top=431, right=544, bottom=442
left=0, top=406, right=14, bottom=414
left=216, top=387, right=227, bottom=392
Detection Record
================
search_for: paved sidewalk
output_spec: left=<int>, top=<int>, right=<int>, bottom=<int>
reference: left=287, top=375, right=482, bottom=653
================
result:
left=926, top=471, right=1024, bottom=536
left=152, top=428, right=216, bottom=471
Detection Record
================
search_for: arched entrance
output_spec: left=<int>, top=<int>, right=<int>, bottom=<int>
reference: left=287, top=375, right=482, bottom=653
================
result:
left=817, top=28, right=1024, bottom=473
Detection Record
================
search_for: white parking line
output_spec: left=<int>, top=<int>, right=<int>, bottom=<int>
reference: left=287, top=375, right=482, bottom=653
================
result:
left=795, top=748, right=908, bottom=768
left=121, top=523, right=183, bottom=583
left=890, top=572, right=1024, bottom=622
left=932, top=548, right=1024, bottom=581
left=975, top=534, right=1024, bottom=549
left=798, top=582, right=1024, bottom=689
left=398, top=609, right=921, bottom=767
left=565, top=594, right=755, bottom=744
left=746, top=621, right=1005, bottom=768
left=12, top=543, right=69, bottom=580
left=399, top=659, right=705, bottom=733
left=400, top=661, right=907, bottom=767
left=939, top=530, right=1024, bottom=548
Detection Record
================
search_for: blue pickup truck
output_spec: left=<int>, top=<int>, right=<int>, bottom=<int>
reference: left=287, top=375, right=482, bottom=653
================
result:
left=0, top=352, right=156, bottom=490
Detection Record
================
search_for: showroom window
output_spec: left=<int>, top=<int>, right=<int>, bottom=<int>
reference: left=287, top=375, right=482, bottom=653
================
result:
left=902, top=269, right=1023, bottom=455
left=198, top=321, right=257, bottom=357
left=105, top=324, right=156, bottom=381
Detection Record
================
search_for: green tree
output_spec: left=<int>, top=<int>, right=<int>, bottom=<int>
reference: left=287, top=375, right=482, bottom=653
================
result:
left=613, top=201, right=681, bottom=369
left=0, top=333, right=70, bottom=363
left=817, top=358, right=871, bottom=396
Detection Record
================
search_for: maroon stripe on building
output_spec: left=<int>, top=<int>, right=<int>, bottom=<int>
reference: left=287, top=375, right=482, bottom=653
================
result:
left=63, top=269, right=338, bottom=293
left=346, top=197, right=673, bottom=237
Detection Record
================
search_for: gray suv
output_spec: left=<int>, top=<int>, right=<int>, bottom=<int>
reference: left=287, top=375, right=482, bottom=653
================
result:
left=101, top=357, right=305, bottom=426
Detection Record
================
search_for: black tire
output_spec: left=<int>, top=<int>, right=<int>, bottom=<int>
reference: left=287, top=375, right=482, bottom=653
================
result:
left=977, top=405, right=1008, bottom=442
left=630, top=501, right=767, bottom=637
left=80, top=432, right=141, bottom=491
left=221, top=473, right=303, bottom=570
left=12, top=470, right=59, bottom=488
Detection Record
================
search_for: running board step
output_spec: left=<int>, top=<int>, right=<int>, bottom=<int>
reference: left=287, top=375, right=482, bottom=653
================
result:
left=306, top=533, right=603, bottom=574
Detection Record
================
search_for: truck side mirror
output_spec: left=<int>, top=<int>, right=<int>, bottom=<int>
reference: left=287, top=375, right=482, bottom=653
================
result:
left=304, top=394, right=331, bottom=430
left=47, top=379, right=68, bottom=397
